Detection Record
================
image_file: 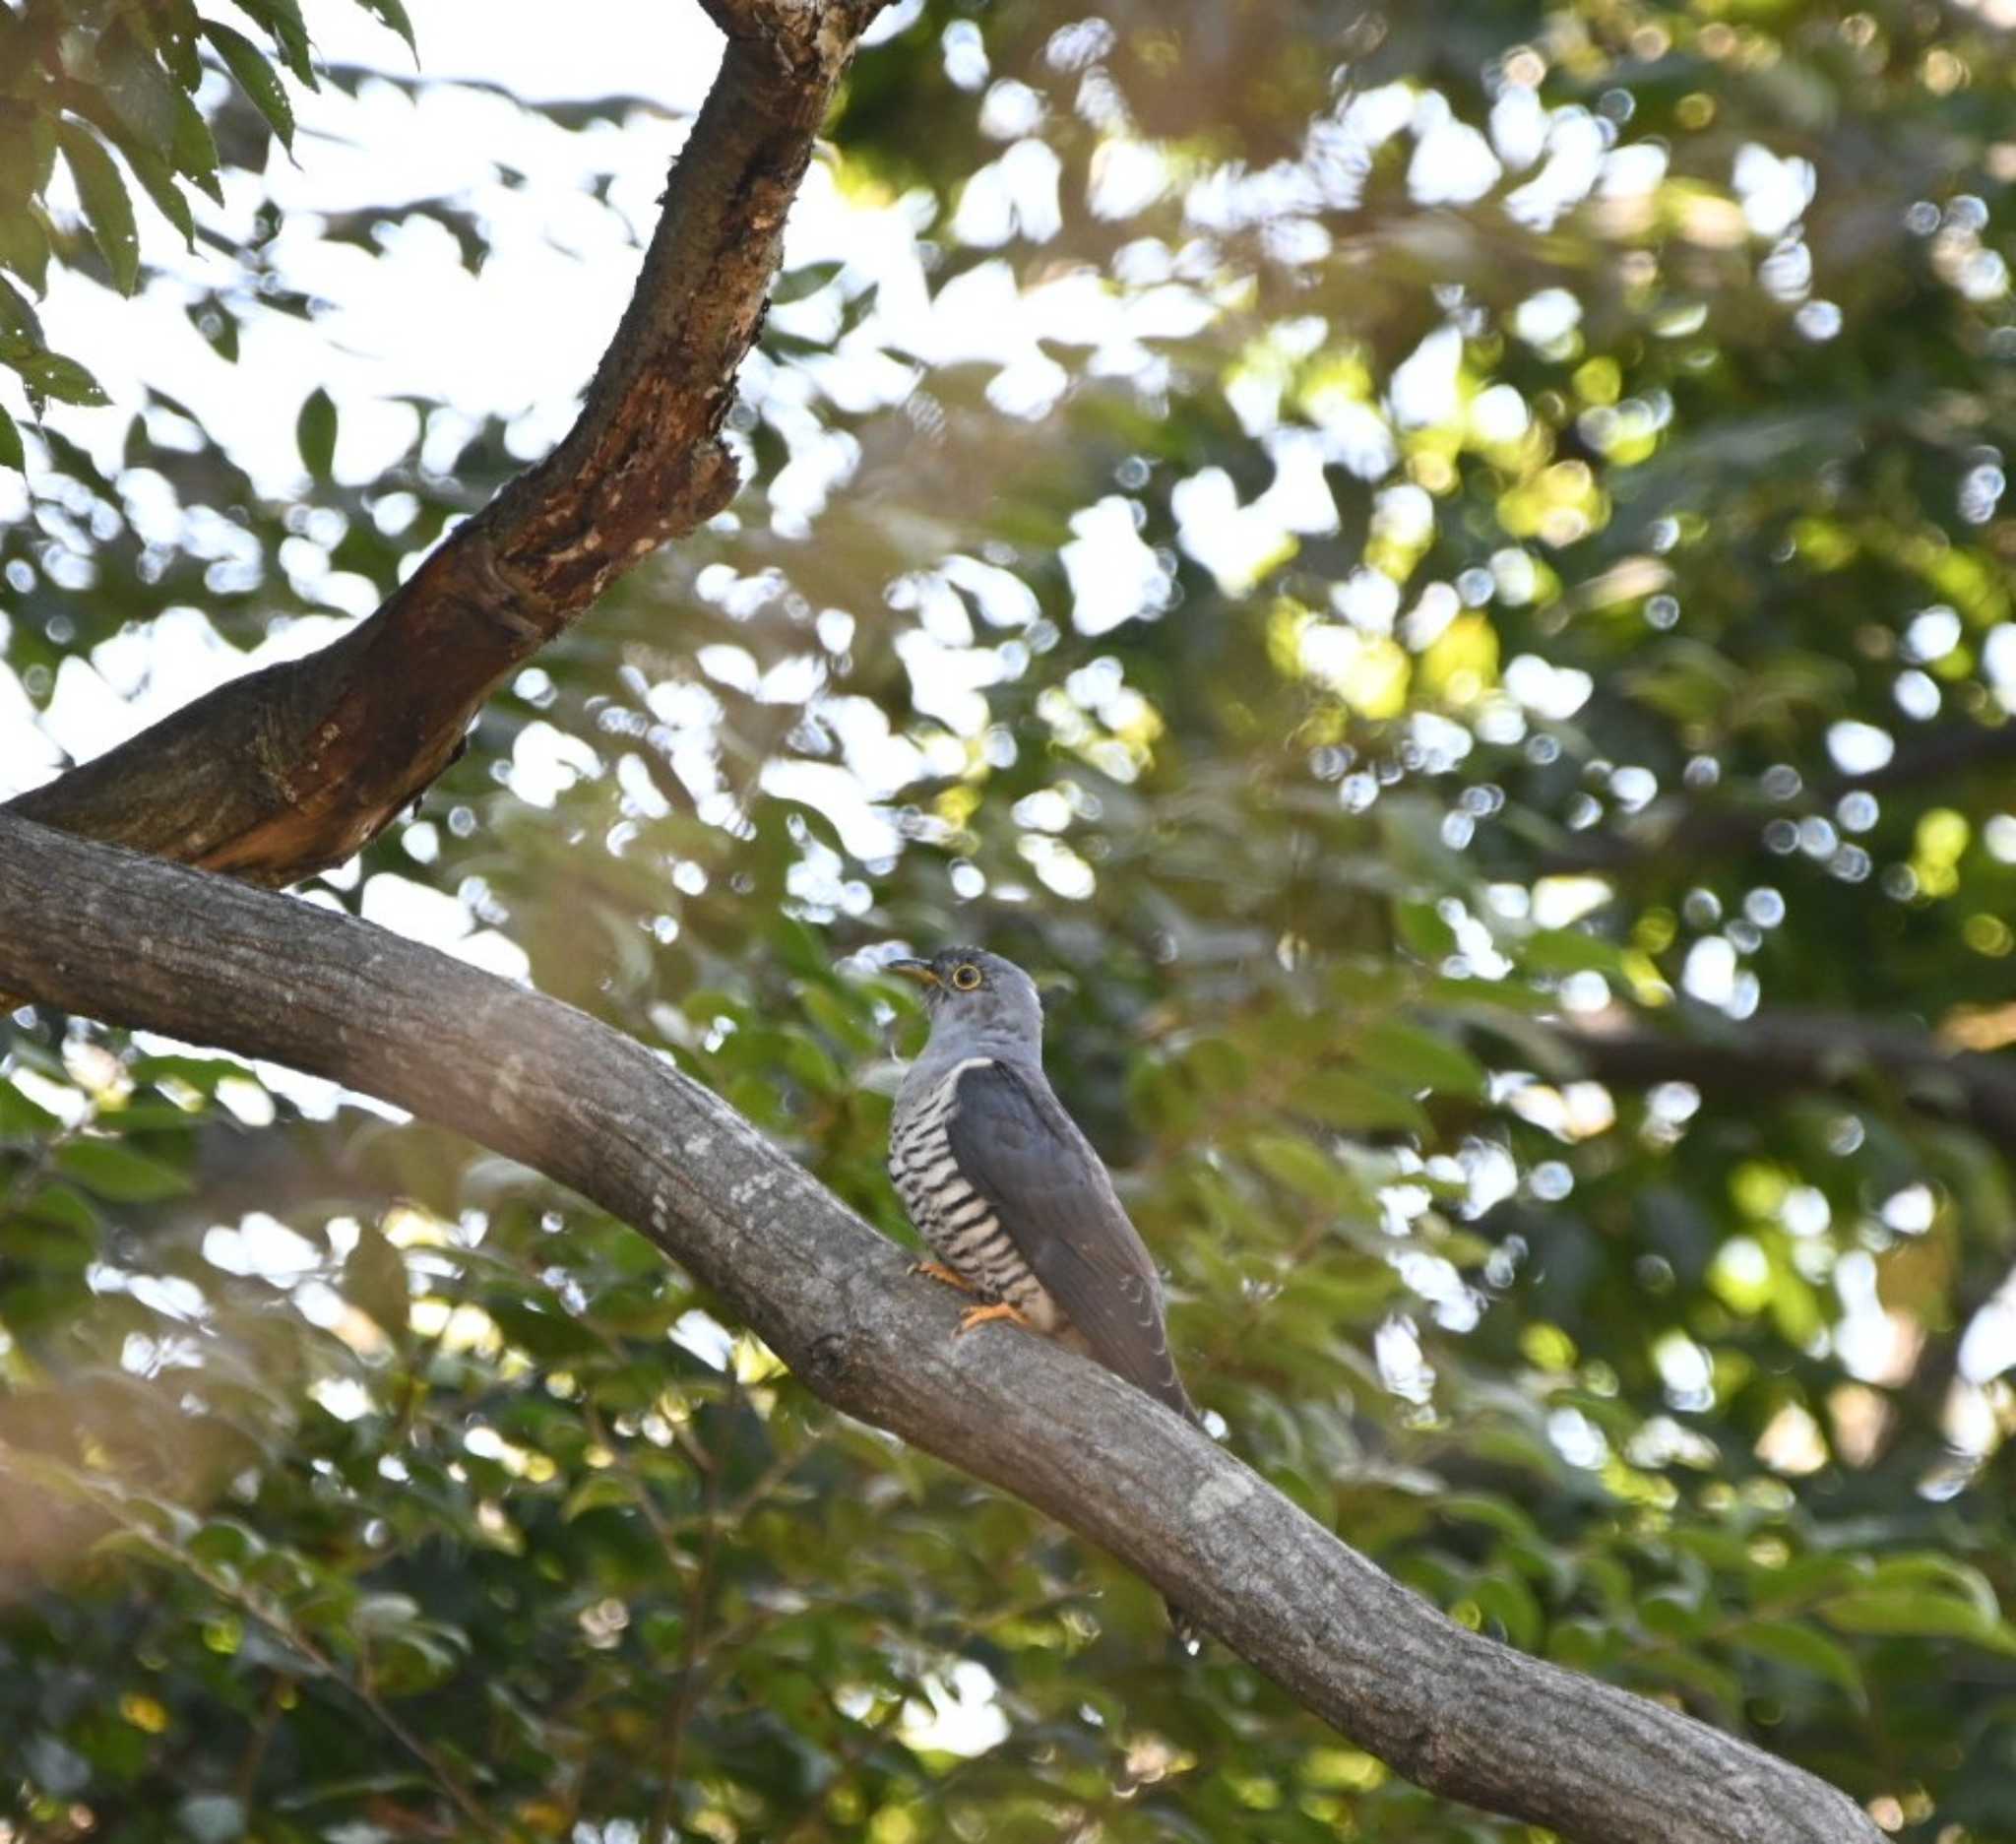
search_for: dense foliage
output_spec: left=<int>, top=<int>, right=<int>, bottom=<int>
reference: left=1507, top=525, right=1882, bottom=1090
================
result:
left=6, top=0, right=2016, bottom=1837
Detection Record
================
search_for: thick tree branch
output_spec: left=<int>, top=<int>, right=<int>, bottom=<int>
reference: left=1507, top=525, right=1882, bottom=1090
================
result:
left=0, top=812, right=1879, bottom=1844
left=1536, top=1004, right=2016, bottom=1147
left=4, top=0, right=884, bottom=885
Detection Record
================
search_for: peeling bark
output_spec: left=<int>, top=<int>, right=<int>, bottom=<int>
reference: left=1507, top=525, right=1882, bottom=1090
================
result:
left=0, top=811, right=1884, bottom=1844
left=6, top=0, right=885, bottom=886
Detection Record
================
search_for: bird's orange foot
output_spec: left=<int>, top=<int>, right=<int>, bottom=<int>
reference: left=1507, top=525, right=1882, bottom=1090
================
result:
left=957, top=1301, right=1033, bottom=1336
left=909, top=1259, right=977, bottom=1295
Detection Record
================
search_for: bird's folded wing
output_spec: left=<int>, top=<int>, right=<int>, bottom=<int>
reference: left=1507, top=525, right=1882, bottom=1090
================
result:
left=944, top=1060, right=1192, bottom=1420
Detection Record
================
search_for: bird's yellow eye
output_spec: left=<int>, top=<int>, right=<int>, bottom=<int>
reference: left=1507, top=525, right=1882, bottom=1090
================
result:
left=950, top=963, right=982, bottom=990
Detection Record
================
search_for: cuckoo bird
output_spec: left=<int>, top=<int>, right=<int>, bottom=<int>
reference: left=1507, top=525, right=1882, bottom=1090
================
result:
left=886, top=947, right=1201, bottom=1644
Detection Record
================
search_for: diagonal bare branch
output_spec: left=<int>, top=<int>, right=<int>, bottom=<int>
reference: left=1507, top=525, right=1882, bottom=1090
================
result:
left=0, top=809, right=1881, bottom=1844
left=5, top=0, right=887, bottom=887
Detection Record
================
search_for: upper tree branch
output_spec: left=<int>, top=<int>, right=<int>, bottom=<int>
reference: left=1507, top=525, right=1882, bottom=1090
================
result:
left=0, top=811, right=1879, bottom=1844
left=1532, top=1004, right=2016, bottom=1147
left=1542, top=716, right=2016, bottom=875
left=5, top=0, right=885, bottom=885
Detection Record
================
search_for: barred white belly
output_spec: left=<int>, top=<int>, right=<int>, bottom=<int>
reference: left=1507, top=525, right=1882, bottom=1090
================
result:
left=889, top=1057, right=1063, bottom=1333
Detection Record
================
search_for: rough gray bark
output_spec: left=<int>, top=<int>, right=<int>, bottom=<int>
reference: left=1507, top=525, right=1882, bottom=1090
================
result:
left=0, top=812, right=1881, bottom=1844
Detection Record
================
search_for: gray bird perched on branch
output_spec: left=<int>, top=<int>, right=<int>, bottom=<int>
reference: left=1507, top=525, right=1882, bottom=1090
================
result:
left=886, top=946, right=1201, bottom=1644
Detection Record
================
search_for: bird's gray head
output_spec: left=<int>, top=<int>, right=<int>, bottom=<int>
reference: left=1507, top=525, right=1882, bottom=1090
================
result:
left=887, top=946, right=1043, bottom=1056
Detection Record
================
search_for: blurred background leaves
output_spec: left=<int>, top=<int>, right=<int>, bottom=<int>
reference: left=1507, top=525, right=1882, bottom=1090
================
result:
left=6, top=0, right=2016, bottom=1837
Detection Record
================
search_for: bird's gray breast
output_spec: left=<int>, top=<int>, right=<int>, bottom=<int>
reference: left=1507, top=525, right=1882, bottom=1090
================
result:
left=890, top=1056, right=1064, bottom=1332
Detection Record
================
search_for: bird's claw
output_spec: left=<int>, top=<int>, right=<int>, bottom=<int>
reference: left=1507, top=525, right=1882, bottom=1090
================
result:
left=957, top=1301, right=1033, bottom=1336
left=909, top=1259, right=977, bottom=1295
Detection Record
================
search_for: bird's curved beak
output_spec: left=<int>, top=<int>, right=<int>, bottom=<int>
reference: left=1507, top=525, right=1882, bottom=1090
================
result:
left=886, top=958, right=940, bottom=987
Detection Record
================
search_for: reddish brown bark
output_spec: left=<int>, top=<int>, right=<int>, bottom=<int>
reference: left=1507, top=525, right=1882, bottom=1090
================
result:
left=6, top=0, right=885, bottom=885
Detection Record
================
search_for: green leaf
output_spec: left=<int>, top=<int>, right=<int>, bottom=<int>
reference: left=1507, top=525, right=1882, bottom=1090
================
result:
left=11, top=348, right=109, bottom=407
left=121, top=0, right=207, bottom=90
left=128, top=1052, right=243, bottom=1094
left=116, top=137, right=194, bottom=244
left=58, top=121, right=141, bottom=293
left=0, top=106, right=58, bottom=218
left=0, top=407, right=20, bottom=472
left=1522, top=927, right=1626, bottom=977
left=0, top=204, right=50, bottom=292
left=1435, top=1494, right=1541, bottom=1543
left=562, top=1473, right=636, bottom=1522
left=63, top=95, right=198, bottom=246
left=98, top=30, right=187, bottom=159
left=56, top=1139, right=192, bottom=1203
left=0, top=1075, right=61, bottom=1132
left=1728, top=1620, right=1865, bottom=1703
left=1865, top=1553, right=2003, bottom=1622
left=0, top=273, right=44, bottom=346
left=486, top=1297, right=602, bottom=1361
left=773, top=260, right=845, bottom=304
left=1818, top=1590, right=2016, bottom=1653
left=98, top=27, right=224, bottom=200
left=202, top=22, right=295, bottom=151
left=188, top=1519, right=267, bottom=1568
left=296, top=386, right=337, bottom=479
left=370, top=1625, right=465, bottom=1695
left=1638, top=1586, right=1705, bottom=1638
left=781, top=1029, right=844, bottom=1096
left=1297, top=1069, right=1431, bottom=1134
left=170, top=95, right=223, bottom=200
left=185, top=295, right=238, bottom=359
left=798, top=982, right=877, bottom=1057
left=1245, top=1133, right=1349, bottom=1203
left=236, top=0, right=318, bottom=87
left=1394, top=900, right=1458, bottom=961
left=1471, top=1570, right=1544, bottom=1649
left=345, top=1223, right=408, bottom=1331
left=23, top=1181, right=98, bottom=1237
left=3, top=1219, right=95, bottom=1270
left=1285, top=1264, right=1401, bottom=1321
left=1758, top=1553, right=1871, bottom=1606
left=355, top=0, right=418, bottom=57
left=1354, top=1018, right=1486, bottom=1099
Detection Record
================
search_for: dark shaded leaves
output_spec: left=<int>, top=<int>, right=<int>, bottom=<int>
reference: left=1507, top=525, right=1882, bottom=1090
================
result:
left=57, top=120, right=139, bottom=293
